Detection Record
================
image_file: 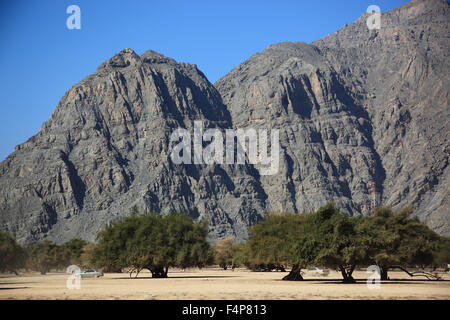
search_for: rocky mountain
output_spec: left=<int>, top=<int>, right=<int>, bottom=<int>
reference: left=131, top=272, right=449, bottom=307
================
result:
left=216, top=0, right=449, bottom=235
left=0, top=49, right=267, bottom=244
left=0, top=0, right=448, bottom=244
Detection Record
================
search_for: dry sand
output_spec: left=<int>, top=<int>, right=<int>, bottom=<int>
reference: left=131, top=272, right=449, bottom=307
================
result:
left=1, top=268, right=449, bottom=300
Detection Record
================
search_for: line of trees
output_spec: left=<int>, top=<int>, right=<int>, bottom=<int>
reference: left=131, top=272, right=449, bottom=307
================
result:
left=1, top=204, right=449, bottom=282
left=0, top=213, right=214, bottom=278
left=218, top=203, right=449, bottom=282
left=0, top=234, right=87, bottom=275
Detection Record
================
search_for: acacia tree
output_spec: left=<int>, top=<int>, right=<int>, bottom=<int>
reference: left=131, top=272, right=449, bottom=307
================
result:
left=123, top=214, right=165, bottom=277
left=92, top=213, right=213, bottom=278
left=246, top=213, right=309, bottom=279
left=248, top=204, right=369, bottom=282
left=164, top=214, right=213, bottom=271
left=92, top=215, right=140, bottom=273
left=0, top=232, right=26, bottom=275
left=357, top=207, right=439, bottom=280
left=284, top=214, right=320, bottom=280
left=309, top=204, right=369, bottom=283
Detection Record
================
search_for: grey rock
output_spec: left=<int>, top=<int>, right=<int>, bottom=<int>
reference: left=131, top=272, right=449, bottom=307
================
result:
left=0, top=48, right=266, bottom=244
left=0, top=0, right=448, bottom=244
left=216, top=0, right=449, bottom=234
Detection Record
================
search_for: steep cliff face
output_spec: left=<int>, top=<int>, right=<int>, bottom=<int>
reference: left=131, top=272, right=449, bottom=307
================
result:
left=216, top=42, right=382, bottom=217
left=0, top=0, right=448, bottom=244
left=0, top=49, right=267, bottom=244
left=313, top=0, right=449, bottom=233
left=216, top=0, right=449, bottom=234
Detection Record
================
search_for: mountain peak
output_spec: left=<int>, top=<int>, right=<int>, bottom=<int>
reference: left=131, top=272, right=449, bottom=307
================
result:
left=96, top=47, right=141, bottom=70
left=140, top=49, right=176, bottom=65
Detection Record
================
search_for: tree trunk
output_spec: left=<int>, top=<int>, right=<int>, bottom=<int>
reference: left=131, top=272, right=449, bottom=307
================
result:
left=150, top=266, right=168, bottom=278
left=282, top=264, right=304, bottom=281
left=277, top=265, right=286, bottom=272
left=380, top=266, right=389, bottom=280
left=390, top=265, right=442, bottom=280
left=129, top=267, right=142, bottom=278
left=164, top=266, right=169, bottom=277
left=339, top=265, right=356, bottom=283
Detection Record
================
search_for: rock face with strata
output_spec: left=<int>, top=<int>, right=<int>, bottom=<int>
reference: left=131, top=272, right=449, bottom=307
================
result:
left=0, top=0, right=448, bottom=244
left=216, top=0, right=449, bottom=235
left=0, top=49, right=267, bottom=244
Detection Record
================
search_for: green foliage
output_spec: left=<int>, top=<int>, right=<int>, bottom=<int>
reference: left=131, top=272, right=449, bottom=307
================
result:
left=245, top=203, right=366, bottom=281
left=26, top=241, right=71, bottom=274
left=231, top=243, right=250, bottom=268
left=0, top=232, right=26, bottom=274
left=60, top=238, right=88, bottom=265
left=92, top=213, right=212, bottom=277
left=432, top=236, right=450, bottom=267
left=92, top=215, right=141, bottom=272
left=357, top=206, right=439, bottom=275
left=247, top=213, right=309, bottom=268
left=242, top=203, right=441, bottom=282
left=164, top=214, right=213, bottom=269
left=311, top=205, right=365, bottom=280
left=214, top=237, right=234, bottom=269
left=0, top=233, right=90, bottom=275
left=4, top=203, right=442, bottom=284
left=79, top=243, right=96, bottom=269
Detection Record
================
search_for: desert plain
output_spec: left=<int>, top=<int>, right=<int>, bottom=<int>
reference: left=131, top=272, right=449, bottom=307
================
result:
left=0, top=268, right=449, bottom=300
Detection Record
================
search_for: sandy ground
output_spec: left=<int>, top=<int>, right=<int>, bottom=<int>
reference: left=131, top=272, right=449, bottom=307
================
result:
left=0, top=268, right=449, bottom=300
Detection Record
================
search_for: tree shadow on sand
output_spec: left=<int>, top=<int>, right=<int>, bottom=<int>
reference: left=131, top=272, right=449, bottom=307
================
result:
left=114, top=275, right=240, bottom=280
left=273, top=278, right=450, bottom=284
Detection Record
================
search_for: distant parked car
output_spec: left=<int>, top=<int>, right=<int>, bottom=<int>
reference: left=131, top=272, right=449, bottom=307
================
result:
left=76, top=269, right=103, bottom=278
left=301, top=267, right=330, bottom=277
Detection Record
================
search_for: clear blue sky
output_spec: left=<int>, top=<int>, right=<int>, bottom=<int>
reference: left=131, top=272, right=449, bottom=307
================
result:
left=0, top=0, right=407, bottom=161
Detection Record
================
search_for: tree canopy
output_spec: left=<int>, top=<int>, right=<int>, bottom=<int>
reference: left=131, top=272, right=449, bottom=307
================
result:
left=356, top=207, right=440, bottom=279
left=26, top=241, right=72, bottom=274
left=91, top=213, right=213, bottom=278
left=60, top=238, right=87, bottom=265
left=432, top=236, right=450, bottom=269
left=243, top=203, right=444, bottom=282
left=0, top=232, right=26, bottom=275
